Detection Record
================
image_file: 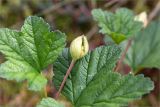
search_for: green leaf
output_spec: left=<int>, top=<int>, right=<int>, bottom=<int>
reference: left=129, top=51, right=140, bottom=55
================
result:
left=53, top=45, right=121, bottom=103
left=37, top=97, right=64, bottom=107
left=125, top=20, right=160, bottom=72
left=0, top=60, right=47, bottom=90
left=53, top=45, right=154, bottom=107
left=92, top=8, right=142, bottom=44
left=0, top=16, right=66, bottom=91
left=76, top=73, right=153, bottom=107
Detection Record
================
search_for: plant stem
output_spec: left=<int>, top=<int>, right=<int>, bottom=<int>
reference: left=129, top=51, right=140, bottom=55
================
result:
left=55, top=60, right=75, bottom=99
left=115, top=39, right=132, bottom=72
left=44, top=86, right=47, bottom=97
left=40, top=72, right=48, bottom=98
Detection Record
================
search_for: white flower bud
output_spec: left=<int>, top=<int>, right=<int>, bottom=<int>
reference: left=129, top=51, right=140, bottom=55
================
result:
left=134, top=12, right=148, bottom=27
left=70, top=35, right=89, bottom=61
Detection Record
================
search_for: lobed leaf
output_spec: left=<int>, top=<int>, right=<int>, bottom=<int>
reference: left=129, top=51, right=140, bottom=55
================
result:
left=125, top=20, right=160, bottom=72
left=92, top=8, right=142, bottom=44
left=53, top=45, right=121, bottom=103
left=0, top=16, right=66, bottom=91
left=53, top=45, right=154, bottom=107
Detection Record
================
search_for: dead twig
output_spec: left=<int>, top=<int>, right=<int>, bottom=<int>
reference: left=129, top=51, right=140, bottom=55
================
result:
left=104, top=0, right=120, bottom=8
left=148, top=1, right=160, bottom=22
left=86, top=25, right=98, bottom=40
left=37, top=0, right=82, bottom=16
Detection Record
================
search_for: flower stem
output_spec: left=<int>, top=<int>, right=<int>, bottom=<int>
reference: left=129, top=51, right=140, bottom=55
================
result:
left=55, top=60, right=75, bottom=99
left=115, top=39, right=132, bottom=72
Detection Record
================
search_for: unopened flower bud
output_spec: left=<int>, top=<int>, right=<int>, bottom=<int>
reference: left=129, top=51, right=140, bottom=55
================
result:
left=70, top=35, right=89, bottom=61
left=134, top=12, right=148, bottom=27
